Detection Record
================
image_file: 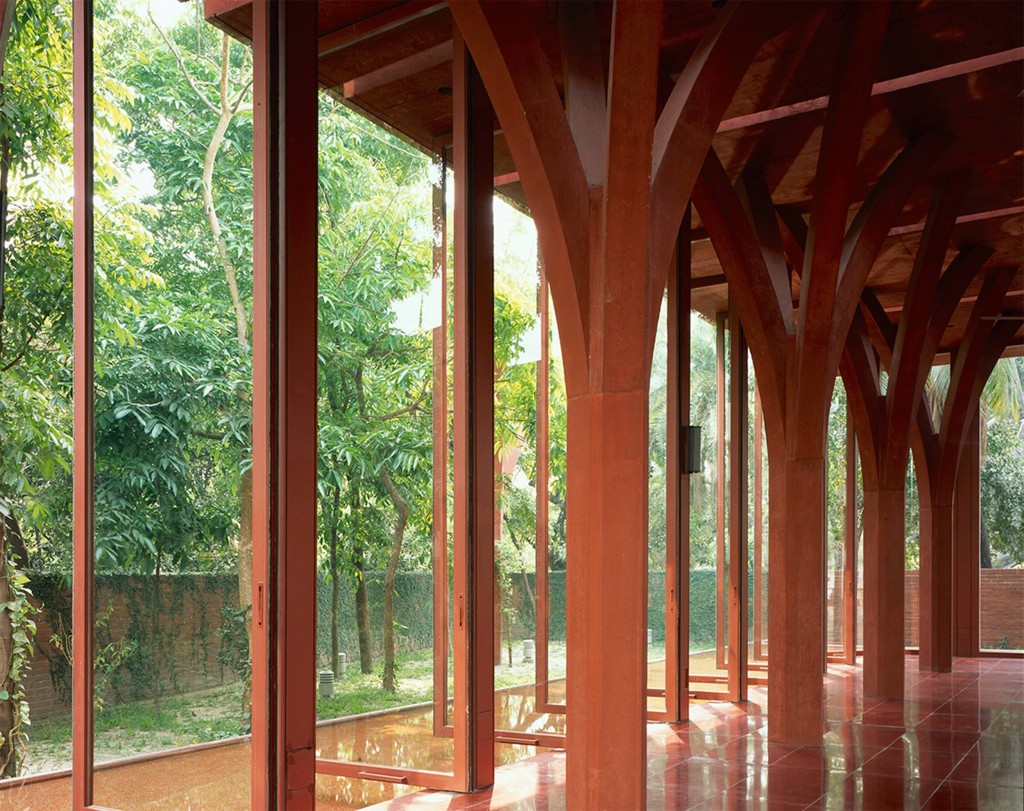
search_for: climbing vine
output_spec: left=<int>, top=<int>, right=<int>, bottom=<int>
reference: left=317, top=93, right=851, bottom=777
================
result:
left=0, top=560, right=38, bottom=777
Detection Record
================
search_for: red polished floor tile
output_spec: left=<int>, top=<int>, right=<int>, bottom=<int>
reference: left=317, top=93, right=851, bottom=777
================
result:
left=772, top=746, right=847, bottom=774
left=760, top=763, right=848, bottom=806
left=922, top=779, right=1024, bottom=810
left=913, top=712, right=994, bottom=734
left=829, top=721, right=906, bottom=749
left=708, top=735, right=794, bottom=766
left=858, top=705, right=915, bottom=728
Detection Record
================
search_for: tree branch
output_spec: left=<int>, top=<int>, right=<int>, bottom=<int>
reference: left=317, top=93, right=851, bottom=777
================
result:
left=148, top=6, right=219, bottom=116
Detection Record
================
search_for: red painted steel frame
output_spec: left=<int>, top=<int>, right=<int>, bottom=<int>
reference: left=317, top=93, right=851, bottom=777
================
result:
left=534, top=268, right=555, bottom=713
left=658, top=217, right=691, bottom=724
left=72, top=1, right=95, bottom=807
left=451, top=34, right=495, bottom=790
left=727, top=308, right=749, bottom=701
left=317, top=36, right=500, bottom=797
left=252, top=1, right=319, bottom=805
left=753, top=391, right=765, bottom=662
left=844, top=408, right=858, bottom=665
left=714, top=312, right=727, bottom=672
left=431, top=149, right=450, bottom=738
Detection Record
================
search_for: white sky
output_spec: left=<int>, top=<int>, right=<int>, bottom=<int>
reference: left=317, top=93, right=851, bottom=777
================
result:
left=135, top=0, right=191, bottom=30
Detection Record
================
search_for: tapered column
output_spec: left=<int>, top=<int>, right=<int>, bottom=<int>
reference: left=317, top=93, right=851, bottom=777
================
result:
left=953, top=409, right=980, bottom=657
left=251, top=1, right=319, bottom=805
left=862, top=486, right=905, bottom=698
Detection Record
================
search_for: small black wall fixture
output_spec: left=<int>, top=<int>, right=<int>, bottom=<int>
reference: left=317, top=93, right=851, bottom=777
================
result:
left=684, top=425, right=702, bottom=475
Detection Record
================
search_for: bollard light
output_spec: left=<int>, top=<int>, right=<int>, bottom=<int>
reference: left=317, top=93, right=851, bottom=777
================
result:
left=319, top=670, right=335, bottom=699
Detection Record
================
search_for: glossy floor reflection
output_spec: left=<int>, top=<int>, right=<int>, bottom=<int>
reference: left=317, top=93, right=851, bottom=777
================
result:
left=363, top=656, right=1023, bottom=810
left=1, top=656, right=1019, bottom=809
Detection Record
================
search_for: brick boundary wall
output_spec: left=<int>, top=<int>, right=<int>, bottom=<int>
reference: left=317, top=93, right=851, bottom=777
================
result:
left=23, top=574, right=238, bottom=721
left=977, top=569, right=1024, bottom=650
left=904, top=568, right=1023, bottom=651
left=22, top=567, right=1021, bottom=722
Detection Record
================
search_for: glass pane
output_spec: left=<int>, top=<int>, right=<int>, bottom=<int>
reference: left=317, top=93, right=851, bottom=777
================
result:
left=0, top=0, right=74, bottom=801
left=689, top=314, right=727, bottom=692
left=826, top=383, right=847, bottom=655
left=313, top=93, right=454, bottom=783
left=980, top=358, right=1024, bottom=652
left=648, top=295, right=668, bottom=714
left=493, top=202, right=563, bottom=739
left=905, top=459, right=920, bottom=649
left=89, top=3, right=253, bottom=807
left=749, top=356, right=768, bottom=669
left=543, top=306, right=568, bottom=708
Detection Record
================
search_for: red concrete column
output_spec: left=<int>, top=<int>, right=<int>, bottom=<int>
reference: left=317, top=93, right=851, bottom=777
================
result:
left=566, top=389, right=649, bottom=808
left=953, top=409, right=980, bottom=657
left=862, top=486, right=905, bottom=698
left=769, top=456, right=825, bottom=744
left=920, top=499, right=954, bottom=672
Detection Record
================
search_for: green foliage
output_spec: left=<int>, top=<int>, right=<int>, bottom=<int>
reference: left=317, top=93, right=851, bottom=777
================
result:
left=0, top=560, right=37, bottom=775
left=217, top=604, right=251, bottom=731
left=981, top=416, right=1024, bottom=565
left=50, top=603, right=136, bottom=713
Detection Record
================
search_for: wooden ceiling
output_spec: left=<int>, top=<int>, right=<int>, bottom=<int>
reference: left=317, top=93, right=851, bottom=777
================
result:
left=206, top=0, right=1023, bottom=357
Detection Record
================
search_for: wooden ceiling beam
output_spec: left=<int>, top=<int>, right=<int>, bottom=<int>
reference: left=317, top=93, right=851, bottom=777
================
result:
left=343, top=40, right=452, bottom=98
left=319, top=1, right=445, bottom=58
left=718, top=46, right=1024, bottom=133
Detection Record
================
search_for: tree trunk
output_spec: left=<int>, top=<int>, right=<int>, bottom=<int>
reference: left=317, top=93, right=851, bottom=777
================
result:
left=0, top=520, right=18, bottom=778
left=329, top=482, right=341, bottom=677
left=980, top=520, right=992, bottom=569
left=238, top=467, right=253, bottom=727
left=351, top=483, right=373, bottom=674
left=354, top=545, right=373, bottom=674
left=201, top=34, right=248, bottom=349
left=379, top=466, right=408, bottom=693
left=151, top=552, right=162, bottom=714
